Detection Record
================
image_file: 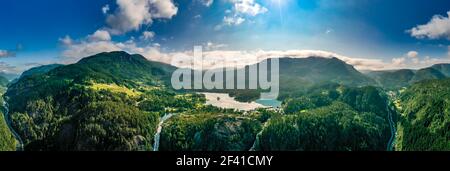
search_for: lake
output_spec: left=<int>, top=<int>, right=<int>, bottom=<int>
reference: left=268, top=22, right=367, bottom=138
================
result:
left=202, top=93, right=282, bottom=111
left=255, top=99, right=282, bottom=108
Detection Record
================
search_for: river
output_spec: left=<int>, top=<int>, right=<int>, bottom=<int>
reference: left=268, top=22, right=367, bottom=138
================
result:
left=2, top=100, right=24, bottom=151
left=386, top=103, right=397, bottom=151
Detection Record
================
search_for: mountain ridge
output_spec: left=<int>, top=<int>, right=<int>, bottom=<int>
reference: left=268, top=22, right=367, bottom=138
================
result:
left=365, top=64, right=450, bottom=89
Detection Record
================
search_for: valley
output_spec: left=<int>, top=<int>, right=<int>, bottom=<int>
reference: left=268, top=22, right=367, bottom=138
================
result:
left=0, top=51, right=449, bottom=151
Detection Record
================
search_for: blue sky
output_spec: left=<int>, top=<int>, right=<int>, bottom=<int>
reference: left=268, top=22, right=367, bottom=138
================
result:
left=1, top=0, right=450, bottom=73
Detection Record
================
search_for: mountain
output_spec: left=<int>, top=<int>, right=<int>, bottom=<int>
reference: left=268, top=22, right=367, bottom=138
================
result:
left=410, top=67, right=446, bottom=83
left=0, top=72, right=19, bottom=81
left=431, top=63, right=450, bottom=77
left=8, top=64, right=64, bottom=85
left=0, top=75, right=8, bottom=87
left=367, top=69, right=415, bottom=89
left=4, top=51, right=191, bottom=151
left=19, top=64, right=63, bottom=79
left=212, top=57, right=376, bottom=101
left=277, top=57, right=374, bottom=86
left=7, top=51, right=176, bottom=109
left=366, top=64, right=450, bottom=89
left=396, top=79, right=450, bottom=150
left=72, top=51, right=176, bottom=86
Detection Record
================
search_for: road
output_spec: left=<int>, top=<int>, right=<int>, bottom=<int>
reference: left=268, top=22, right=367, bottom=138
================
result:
left=2, top=100, right=24, bottom=151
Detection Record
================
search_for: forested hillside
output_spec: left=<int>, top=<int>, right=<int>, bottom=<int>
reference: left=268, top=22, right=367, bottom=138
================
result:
left=0, top=78, right=17, bottom=151
left=253, top=85, right=393, bottom=151
left=396, top=79, right=450, bottom=150
left=159, top=111, right=262, bottom=151
left=3, top=51, right=199, bottom=150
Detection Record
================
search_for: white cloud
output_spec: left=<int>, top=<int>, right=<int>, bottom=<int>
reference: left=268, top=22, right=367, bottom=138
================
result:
left=0, top=49, right=16, bottom=58
left=198, top=0, right=214, bottom=7
left=204, top=42, right=228, bottom=50
left=231, top=0, right=268, bottom=16
left=106, top=0, right=178, bottom=35
left=194, top=15, right=202, bottom=19
left=0, top=50, right=7, bottom=57
left=408, top=11, right=450, bottom=40
left=223, top=16, right=245, bottom=26
left=167, top=49, right=450, bottom=71
left=221, top=0, right=267, bottom=27
left=0, top=50, right=13, bottom=58
left=411, top=57, right=450, bottom=68
left=388, top=50, right=450, bottom=69
left=213, top=25, right=223, bottom=31
left=59, top=35, right=73, bottom=46
left=106, top=0, right=152, bottom=34
left=150, top=0, right=178, bottom=19
left=412, top=58, right=420, bottom=64
left=58, top=0, right=178, bottom=65
left=61, top=41, right=121, bottom=63
left=0, top=62, right=18, bottom=73
left=60, top=34, right=167, bottom=64
left=88, top=30, right=112, bottom=41
left=391, top=57, right=406, bottom=66
left=165, top=49, right=393, bottom=70
left=407, top=51, right=418, bottom=58
left=102, top=4, right=110, bottom=14
left=140, top=31, right=155, bottom=40
left=60, top=36, right=450, bottom=71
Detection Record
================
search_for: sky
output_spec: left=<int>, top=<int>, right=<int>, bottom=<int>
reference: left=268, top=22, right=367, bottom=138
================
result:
left=1, top=0, right=450, bottom=73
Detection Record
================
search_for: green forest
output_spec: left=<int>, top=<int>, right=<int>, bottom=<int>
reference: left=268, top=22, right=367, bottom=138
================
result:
left=255, top=85, right=391, bottom=151
left=395, top=79, right=450, bottom=150
left=0, top=83, right=17, bottom=151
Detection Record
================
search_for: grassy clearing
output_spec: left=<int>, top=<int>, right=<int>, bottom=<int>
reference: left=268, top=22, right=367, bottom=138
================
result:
left=90, top=83, right=142, bottom=97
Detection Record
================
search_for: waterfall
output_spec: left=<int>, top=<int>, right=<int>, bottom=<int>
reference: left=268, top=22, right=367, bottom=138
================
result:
left=153, top=113, right=175, bottom=151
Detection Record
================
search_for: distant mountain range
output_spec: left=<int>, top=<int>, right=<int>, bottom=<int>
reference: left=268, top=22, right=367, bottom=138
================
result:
left=0, top=72, right=19, bottom=81
left=0, top=75, right=8, bottom=87
left=366, top=64, right=450, bottom=89
left=431, top=63, right=450, bottom=77
left=6, top=51, right=450, bottom=92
